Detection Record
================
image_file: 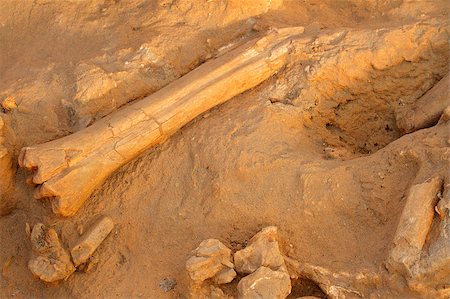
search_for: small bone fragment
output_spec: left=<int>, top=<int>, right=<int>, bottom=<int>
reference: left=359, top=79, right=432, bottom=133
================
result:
left=1, top=96, right=17, bottom=111
left=2, top=256, right=13, bottom=278
left=70, top=215, right=114, bottom=266
left=234, top=226, right=287, bottom=274
left=28, top=223, right=75, bottom=282
left=284, top=258, right=376, bottom=299
left=389, top=176, right=443, bottom=273
left=190, top=284, right=230, bottom=299
left=213, top=267, right=237, bottom=285
left=186, top=239, right=235, bottom=283
left=19, top=27, right=305, bottom=216
left=396, top=74, right=450, bottom=133
left=438, top=105, right=450, bottom=124
left=237, top=266, right=291, bottom=299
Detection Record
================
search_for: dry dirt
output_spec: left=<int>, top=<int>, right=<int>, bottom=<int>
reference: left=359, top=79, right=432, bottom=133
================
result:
left=0, top=0, right=449, bottom=298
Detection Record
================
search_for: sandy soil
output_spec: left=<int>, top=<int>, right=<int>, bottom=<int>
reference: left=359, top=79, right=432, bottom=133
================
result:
left=0, top=0, right=449, bottom=298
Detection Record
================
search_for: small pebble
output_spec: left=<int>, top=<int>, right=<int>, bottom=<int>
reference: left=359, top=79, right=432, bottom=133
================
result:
left=159, top=277, right=176, bottom=292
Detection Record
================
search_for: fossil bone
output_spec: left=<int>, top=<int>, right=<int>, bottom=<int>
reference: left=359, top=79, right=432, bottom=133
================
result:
left=386, top=111, right=450, bottom=297
left=70, top=215, right=114, bottom=266
left=28, top=223, right=75, bottom=282
left=18, top=27, right=305, bottom=216
left=388, top=176, right=444, bottom=273
left=396, top=74, right=449, bottom=134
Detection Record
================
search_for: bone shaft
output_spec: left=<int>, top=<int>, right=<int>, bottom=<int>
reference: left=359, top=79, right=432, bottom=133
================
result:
left=21, top=28, right=300, bottom=217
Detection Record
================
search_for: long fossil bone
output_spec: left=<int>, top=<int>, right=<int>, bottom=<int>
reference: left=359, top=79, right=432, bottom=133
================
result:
left=18, top=27, right=305, bottom=216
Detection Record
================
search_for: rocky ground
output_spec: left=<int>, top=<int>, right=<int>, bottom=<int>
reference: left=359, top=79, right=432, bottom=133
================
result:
left=0, top=1, right=449, bottom=298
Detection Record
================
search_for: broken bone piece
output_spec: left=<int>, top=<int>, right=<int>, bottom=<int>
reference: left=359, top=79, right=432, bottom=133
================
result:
left=284, top=258, right=377, bottom=299
left=388, top=176, right=444, bottom=274
left=190, top=284, right=230, bottom=299
left=70, top=215, right=114, bottom=266
left=213, top=268, right=237, bottom=285
left=396, top=179, right=450, bottom=297
left=18, top=27, right=305, bottom=217
left=438, top=105, right=450, bottom=124
left=28, top=223, right=75, bottom=282
left=237, top=266, right=291, bottom=299
left=1, top=96, right=17, bottom=111
left=234, top=226, right=287, bottom=274
left=186, top=239, right=236, bottom=284
left=396, top=74, right=449, bottom=134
